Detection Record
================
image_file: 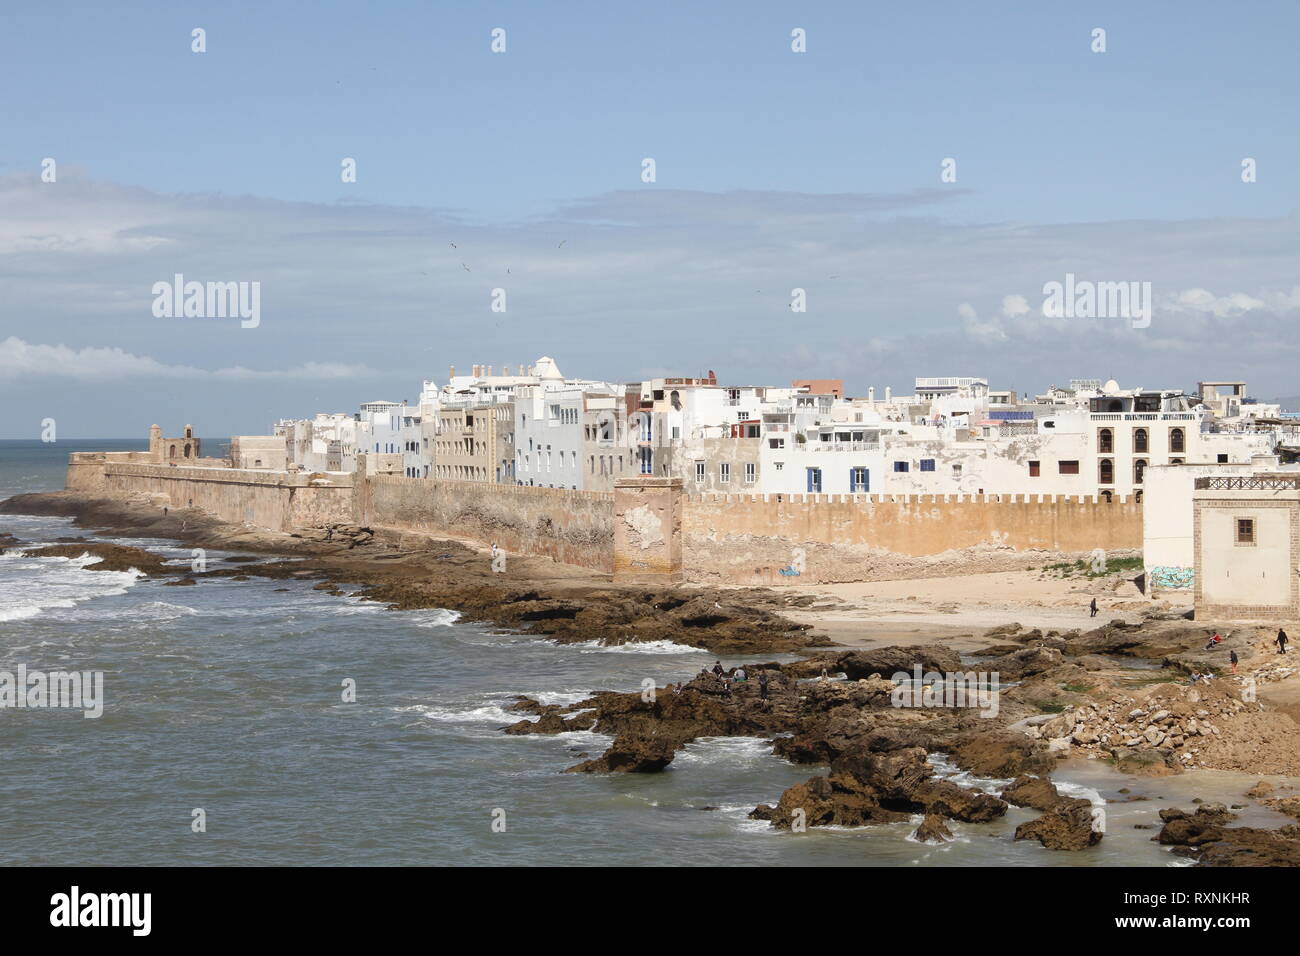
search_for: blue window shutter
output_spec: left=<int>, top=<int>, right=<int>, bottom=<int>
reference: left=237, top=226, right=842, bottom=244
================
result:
left=849, top=468, right=854, bottom=491
left=863, top=468, right=869, bottom=492
left=806, top=468, right=814, bottom=492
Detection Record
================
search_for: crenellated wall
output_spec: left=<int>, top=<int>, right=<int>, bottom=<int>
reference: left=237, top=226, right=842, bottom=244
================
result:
left=66, top=453, right=1141, bottom=583
left=357, top=467, right=615, bottom=572
left=80, top=457, right=353, bottom=531
left=682, top=491, right=1143, bottom=584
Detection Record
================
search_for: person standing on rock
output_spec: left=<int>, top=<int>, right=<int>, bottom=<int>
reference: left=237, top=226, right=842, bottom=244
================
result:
left=1089, top=597, right=1098, bottom=618
left=1277, top=629, right=1289, bottom=655
left=712, top=661, right=724, bottom=677
left=1230, top=649, right=1239, bottom=674
left=758, top=672, right=769, bottom=701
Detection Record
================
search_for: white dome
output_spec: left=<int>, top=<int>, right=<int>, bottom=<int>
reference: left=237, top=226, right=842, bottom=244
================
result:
left=1103, top=379, right=1120, bottom=394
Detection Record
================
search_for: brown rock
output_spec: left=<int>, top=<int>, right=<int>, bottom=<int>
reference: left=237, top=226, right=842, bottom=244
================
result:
left=912, top=814, right=953, bottom=844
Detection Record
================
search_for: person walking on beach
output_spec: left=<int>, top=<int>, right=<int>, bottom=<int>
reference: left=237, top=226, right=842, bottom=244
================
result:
left=1230, top=649, right=1239, bottom=674
left=1277, top=629, right=1289, bottom=655
left=1089, top=597, right=1098, bottom=618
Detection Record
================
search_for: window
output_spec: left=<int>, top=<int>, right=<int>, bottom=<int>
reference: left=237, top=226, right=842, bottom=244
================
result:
left=695, top=461, right=706, bottom=483
left=952, top=464, right=963, bottom=475
left=1098, top=428, right=1113, bottom=453
left=744, top=462, right=756, bottom=483
left=893, top=461, right=910, bottom=473
left=1134, top=428, right=1149, bottom=454
left=1217, top=453, right=1229, bottom=464
left=1170, top=427, right=1185, bottom=454
left=1099, top=458, right=1114, bottom=484
left=920, top=459, right=935, bottom=472
left=774, top=462, right=783, bottom=471
left=850, top=466, right=869, bottom=492
left=1170, top=457, right=1184, bottom=465
left=806, top=467, right=822, bottom=493
left=1059, top=460, right=1079, bottom=475
left=1236, top=518, right=1255, bottom=545
left=1134, top=459, right=1147, bottom=484
left=719, top=463, right=731, bottom=484
left=1028, top=460, right=1041, bottom=477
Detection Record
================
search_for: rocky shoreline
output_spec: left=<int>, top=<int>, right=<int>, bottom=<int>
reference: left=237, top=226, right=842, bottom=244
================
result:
left=6, top=488, right=1300, bottom=865
left=0, top=491, right=828, bottom=655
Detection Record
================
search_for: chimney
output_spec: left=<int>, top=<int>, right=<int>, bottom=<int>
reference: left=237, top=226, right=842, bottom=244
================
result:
left=486, top=365, right=493, bottom=376
left=473, top=364, right=481, bottom=377
left=868, top=386, right=875, bottom=402
left=519, top=364, right=525, bottom=376
left=885, top=386, right=892, bottom=402
left=449, top=365, right=456, bottom=379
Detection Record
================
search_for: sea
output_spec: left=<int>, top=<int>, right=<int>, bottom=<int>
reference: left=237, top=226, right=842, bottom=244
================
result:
left=0, top=439, right=1291, bottom=866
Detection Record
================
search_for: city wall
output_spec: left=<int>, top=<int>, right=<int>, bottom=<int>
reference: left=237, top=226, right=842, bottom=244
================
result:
left=72, top=455, right=353, bottom=531
left=683, top=491, right=1143, bottom=584
left=66, top=455, right=1142, bottom=583
left=356, top=468, right=616, bottom=572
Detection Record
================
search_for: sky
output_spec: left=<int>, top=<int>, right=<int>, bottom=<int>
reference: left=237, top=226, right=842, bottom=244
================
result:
left=2, top=0, right=1299, bottom=437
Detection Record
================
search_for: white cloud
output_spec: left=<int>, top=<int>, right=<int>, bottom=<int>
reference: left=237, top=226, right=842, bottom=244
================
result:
left=1165, top=288, right=1266, bottom=317
left=1001, top=294, right=1030, bottom=317
left=958, top=303, right=1007, bottom=343
left=0, top=337, right=372, bottom=382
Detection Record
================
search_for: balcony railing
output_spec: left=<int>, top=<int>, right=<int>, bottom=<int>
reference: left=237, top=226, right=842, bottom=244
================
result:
left=1195, top=476, right=1300, bottom=490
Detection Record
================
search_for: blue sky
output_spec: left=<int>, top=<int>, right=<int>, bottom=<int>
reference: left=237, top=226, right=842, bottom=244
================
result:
left=2, top=1, right=1299, bottom=436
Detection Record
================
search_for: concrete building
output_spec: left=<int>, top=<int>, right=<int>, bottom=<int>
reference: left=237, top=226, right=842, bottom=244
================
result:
left=1194, top=474, right=1300, bottom=620
left=229, top=435, right=287, bottom=471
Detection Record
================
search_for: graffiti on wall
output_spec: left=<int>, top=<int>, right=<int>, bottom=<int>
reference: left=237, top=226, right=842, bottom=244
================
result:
left=1148, top=566, right=1195, bottom=589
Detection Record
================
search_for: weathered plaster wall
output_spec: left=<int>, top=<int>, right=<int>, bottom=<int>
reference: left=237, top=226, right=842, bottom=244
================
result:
left=359, top=473, right=615, bottom=572
left=613, top=477, right=683, bottom=582
left=1194, top=490, right=1300, bottom=620
left=78, top=457, right=353, bottom=531
left=683, top=491, right=1142, bottom=584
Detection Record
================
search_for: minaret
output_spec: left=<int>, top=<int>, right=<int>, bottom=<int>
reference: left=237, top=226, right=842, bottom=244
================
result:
left=148, top=424, right=163, bottom=462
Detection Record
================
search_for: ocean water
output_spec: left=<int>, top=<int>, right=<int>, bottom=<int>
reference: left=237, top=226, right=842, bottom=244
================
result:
left=0, top=440, right=1292, bottom=866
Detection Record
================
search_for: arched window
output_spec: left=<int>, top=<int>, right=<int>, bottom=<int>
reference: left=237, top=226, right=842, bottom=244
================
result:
left=1134, top=428, right=1148, bottom=454
left=1099, top=458, right=1114, bottom=484
left=169, top=444, right=177, bottom=458
left=1134, top=458, right=1147, bottom=484
left=1098, top=428, right=1113, bottom=453
left=1170, top=457, right=1184, bottom=465
left=1170, top=427, right=1185, bottom=453
left=183, top=445, right=191, bottom=458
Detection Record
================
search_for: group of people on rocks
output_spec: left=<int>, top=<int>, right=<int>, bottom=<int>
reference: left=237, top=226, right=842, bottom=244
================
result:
left=1199, top=628, right=1288, bottom=677
left=700, top=660, right=770, bottom=700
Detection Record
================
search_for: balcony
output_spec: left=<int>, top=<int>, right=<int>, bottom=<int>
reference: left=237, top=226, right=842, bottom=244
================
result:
left=809, top=442, right=880, bottom=452
left=1195, top=476, right=1300, bottom=491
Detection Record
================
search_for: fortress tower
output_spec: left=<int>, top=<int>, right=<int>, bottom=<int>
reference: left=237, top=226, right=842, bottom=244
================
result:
left=149, top=424, right=201, bottom=462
